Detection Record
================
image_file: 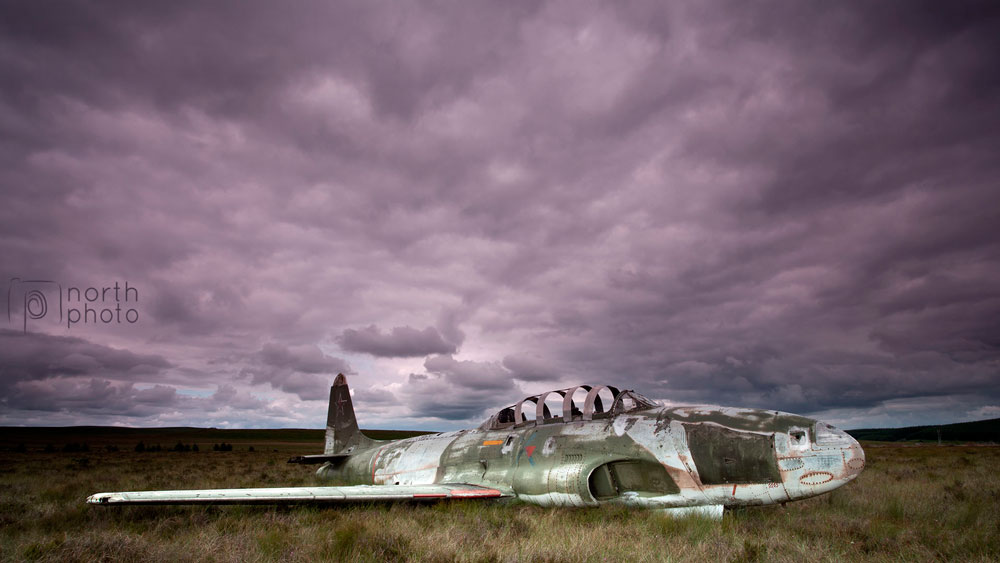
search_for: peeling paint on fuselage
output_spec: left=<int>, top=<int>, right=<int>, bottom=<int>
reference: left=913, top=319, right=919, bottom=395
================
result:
left=316, top=404, right=865, bottom=510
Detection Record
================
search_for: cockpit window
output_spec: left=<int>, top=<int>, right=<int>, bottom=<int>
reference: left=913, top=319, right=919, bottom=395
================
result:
left=611, top=391, right=657, bottom=414
left=496, top=407, right=515, bottom=425
left=479, top=384, right=653, bottom=429
left=479, top=407, right=517, bottom=430
left=788, top=427, right=809, bottom=450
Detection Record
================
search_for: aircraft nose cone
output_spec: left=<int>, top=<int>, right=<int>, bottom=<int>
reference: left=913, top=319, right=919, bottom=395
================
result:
left=844, top=430, right=866, bottom=480
left=813, top=421, right=865, bottom=482
left=780, top=420, right=865, bottom=501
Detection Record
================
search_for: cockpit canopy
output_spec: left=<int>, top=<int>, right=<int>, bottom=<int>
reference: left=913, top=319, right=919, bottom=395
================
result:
left=479, top=385, right=657, bottom=430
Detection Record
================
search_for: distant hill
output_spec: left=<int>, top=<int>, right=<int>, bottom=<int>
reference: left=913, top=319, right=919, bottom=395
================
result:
left=847, top=417, right=1000, bottom=443
left=0, top=426, right=433, bottom=450
left=4, top=421, right=998, bottom=449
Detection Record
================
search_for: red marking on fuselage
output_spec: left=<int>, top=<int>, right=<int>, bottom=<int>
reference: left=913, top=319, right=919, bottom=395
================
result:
left=799, top=471, right=834, bottom=485
left=732, top=484, right=737, bottom=496
left=525, top=446, right=536, bottom=457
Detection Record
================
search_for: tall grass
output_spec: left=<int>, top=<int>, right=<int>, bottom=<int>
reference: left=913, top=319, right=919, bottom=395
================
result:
left=1, top=440, right=997, bottom=562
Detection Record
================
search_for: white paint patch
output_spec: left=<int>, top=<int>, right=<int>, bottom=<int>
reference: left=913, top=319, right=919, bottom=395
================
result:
left=374, top=434, right=453, bottom=485
left=542, top=436, right=558, bottom=455
left=613, top=416, right=629, bottom=436
left=500, top=437, right=515, bottom=455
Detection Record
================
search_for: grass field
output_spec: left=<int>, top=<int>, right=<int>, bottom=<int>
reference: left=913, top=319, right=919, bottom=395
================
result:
left=1, top=430, right=998, bottom=562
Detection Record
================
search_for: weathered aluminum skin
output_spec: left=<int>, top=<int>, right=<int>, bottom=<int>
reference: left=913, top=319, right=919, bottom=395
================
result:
left=316, top=400, right=865, bottom=512
left=87, top=484, right=504, bottom=505
left=88, top=374, right=865, bottom=517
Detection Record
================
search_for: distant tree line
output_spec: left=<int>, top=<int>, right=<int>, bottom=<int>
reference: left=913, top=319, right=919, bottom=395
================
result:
left=19, top=443, right=118, bottom=453
left=56, top=443, right=89, bottom=453
left=133, top=441, right=202, bottom=452
left=170, top=441, right=198, bottom=452
left=18, top=441, right=255, bottom=453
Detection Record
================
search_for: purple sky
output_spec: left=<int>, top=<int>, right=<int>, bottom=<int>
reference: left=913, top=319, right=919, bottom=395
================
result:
left=2, top=1, right=999, bottom=431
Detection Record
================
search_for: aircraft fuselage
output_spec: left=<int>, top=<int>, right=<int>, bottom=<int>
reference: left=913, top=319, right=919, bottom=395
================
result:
left=318, top=405, right=865, bottom=511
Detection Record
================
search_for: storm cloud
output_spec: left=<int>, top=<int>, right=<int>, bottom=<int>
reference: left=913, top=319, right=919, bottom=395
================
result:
left=1, top=1, right=998, bottom=429
left=0, top=329, right=170, bottom=387
left=401, top=356, right=523, bottom=421
left=240, top=343, right=351, bottom=401
left=338, top=325, right=459, bottom=357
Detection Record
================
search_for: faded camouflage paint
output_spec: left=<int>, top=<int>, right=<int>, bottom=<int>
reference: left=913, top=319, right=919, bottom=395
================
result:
left=315, top=382, right=865, bottom=511
left=87, top=376, right=864, bottom=514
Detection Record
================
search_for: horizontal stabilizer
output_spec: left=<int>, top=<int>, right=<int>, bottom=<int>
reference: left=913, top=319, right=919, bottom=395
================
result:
left=87, top=483, right=510, bottom=506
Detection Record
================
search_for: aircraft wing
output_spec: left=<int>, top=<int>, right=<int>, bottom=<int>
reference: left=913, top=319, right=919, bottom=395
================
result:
left=87, top=483, right=510, bottom=506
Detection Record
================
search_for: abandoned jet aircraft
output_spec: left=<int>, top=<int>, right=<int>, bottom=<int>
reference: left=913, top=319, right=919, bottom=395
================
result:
left=87, top=374, right=865, bottom=518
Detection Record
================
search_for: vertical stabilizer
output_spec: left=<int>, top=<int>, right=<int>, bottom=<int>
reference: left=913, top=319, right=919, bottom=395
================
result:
left=324, top=374, right=372, bottom=454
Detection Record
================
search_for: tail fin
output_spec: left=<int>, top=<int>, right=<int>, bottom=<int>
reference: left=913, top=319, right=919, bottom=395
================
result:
left=324, top=374, right=374, bottom=454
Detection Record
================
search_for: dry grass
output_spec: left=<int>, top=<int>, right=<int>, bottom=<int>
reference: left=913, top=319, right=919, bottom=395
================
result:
left=1, top=438, right=998, bottom=562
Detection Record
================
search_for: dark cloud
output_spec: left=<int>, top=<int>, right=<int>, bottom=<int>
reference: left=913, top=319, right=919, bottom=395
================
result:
left=423, top=355, right=512, bottom=391
left=211, top=384, right=267, bottom=411
left=6, top=378, right=174, bottom=417
left=240, top=343, right=350, bottom=401
left=338, top=325, right=458, bottom=357
left=402, top=375, right=518, bottom=422
left=257, top=343, right=348, bottom=374
left=353, top=386, right=398, bottom=406
left=502, top=354, right=561, bottom=382
left=2, top=1, right=999, bottom=428
left=133, top=384, right=178, bottom=405
left=0, top=329, right=170, bottom=386
left=397, top=356, right=522, bottom=421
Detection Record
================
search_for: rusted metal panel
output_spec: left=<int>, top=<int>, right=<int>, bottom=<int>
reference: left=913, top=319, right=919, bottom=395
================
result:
left=683, top=424, right=781, bottom=485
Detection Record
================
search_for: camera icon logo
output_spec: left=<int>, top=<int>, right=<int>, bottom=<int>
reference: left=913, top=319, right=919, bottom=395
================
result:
left=7, top=278, right=63, bottom=333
